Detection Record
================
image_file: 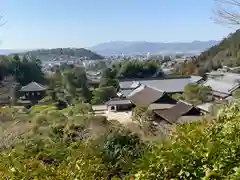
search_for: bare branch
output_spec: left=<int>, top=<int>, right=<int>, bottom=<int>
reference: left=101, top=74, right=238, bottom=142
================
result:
left=213, top=0, right=240, bottom=27
left=0, top=15, right=7, bottom=27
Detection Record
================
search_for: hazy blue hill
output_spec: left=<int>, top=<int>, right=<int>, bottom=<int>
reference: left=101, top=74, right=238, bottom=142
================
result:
left=0, top=49, right=28, bottom=55
left=90, top=40, right=219, bottom=56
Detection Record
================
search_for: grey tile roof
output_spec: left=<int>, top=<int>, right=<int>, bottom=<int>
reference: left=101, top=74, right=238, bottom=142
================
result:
left=120, top=76, right=201, bottom=93
left=20, top=82, right=46, bottom=92
left=128, top=85, right=165, bottom=106
left=119, top=89, right=134, bottom=97
left=197, top=103, right=213, bottom=113
left=119, top=81, right=134, bottom=89
left=190, top=76, right=203, bottom=83
left=106, top=99, right=132, bottom=106
left=203, top=79, right=239, bottom=95
left=212, top=91, right=229, bottom=98
left=153, top=101, right=200, bottom=124
left=207, top=71, right=240, bottom=83
left=148, top=103, right=175, bottom=110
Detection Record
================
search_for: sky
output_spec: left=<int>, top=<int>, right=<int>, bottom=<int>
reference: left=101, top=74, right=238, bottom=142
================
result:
left=0, top=0, right=235, bottom=49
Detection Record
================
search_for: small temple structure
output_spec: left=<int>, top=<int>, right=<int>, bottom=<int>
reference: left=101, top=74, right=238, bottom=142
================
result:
left=20, top=82, right=47, bottom=104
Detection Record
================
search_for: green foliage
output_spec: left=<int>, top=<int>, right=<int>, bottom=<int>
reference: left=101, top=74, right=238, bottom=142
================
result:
left=55, top=66, right=92, bottom=103
left=21, top=48, right=104, bottom=60
left=171, top=93, right=183, bottom=101
left=3, top=101, right=240, bottom=179
left=127, top=102, right=240, bottom=179
left=174, top=30, right=240, bottom=75
left=107, top=59, right=164, bottom=79
left=99, top=77, right=119, bottom=89
left=87, top=60, right=107, bottom=71
left=183, top=83, right=212, bottom=105
left=132, top=106, right=148, bottom=125
left=117, top=60, right=162, bottom=79
left=101, top=131, right=144, bottom=178
left=91, top=86, right=117, bottom=105
left=233, top=88, right=240, bottom=98
left=173, top=60, right=199, bottom=75
left=132, top=107, right=157, bottom=136
left=0, top=54, right=46, bottom=85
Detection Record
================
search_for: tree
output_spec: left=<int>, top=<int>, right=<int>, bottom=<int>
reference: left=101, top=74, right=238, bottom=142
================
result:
left=8, top=54, right=46, bottom=85
left=99, top=68, right=119, bottom=89
left=233, top=88, right=240, bottom=98
left=99, top=78, right=119, bottom=89
left=0, top=15, right=6, bottom=27
left=214, top=0, right=240, bottom=26
left=62, top=66, right=91, bottom=103
left=91, top=86, right=116, bottom=105
left=183, top=83, right=212, bottom=105
left=116, top=60, right=161, bottom=79
left=171, top=93, right=183, bottom=101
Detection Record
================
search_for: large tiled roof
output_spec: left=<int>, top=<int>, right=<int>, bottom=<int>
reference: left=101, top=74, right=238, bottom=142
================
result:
left=153, top=101, right=199, bottom=123
left=203, top=79, right=239, bottom=95
left=118, top=89, right=134, bottom=97
left=120, top=81, right=134, bottom=89
left=119, top=76, right=202, bottom=93
left=197, top=103, right=213, bottom=113
left=106, top=99, right=132, bottom=106
left=148, top=103, right=175, bottom=110
left=20, top=82, right=46, bottom=92
left=128, top=85, right=165, bottom=106
left=206, top=72, right=240, bottom=83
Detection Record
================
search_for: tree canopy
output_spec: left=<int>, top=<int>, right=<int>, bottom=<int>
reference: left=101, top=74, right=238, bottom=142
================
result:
left=174, top=29, right=240, bottom=76
left=183, top=83, right=212, bottom=105
left=0, top=54, right=45, bottom=85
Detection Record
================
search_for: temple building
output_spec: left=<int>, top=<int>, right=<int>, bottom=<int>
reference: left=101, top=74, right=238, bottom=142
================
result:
left=20, top=82, right=47, bottom=104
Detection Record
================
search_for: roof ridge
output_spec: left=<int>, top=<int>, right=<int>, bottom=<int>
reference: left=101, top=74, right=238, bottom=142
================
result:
left=146, top=84, right=165, bottom=93
left=119, top=76, right=192, bottom=82
left=127, top=84, right=146, bottom=97
left=178, top=100, right=194, bottom=106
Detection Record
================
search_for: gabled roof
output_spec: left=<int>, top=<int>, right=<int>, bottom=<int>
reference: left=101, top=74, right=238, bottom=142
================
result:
left=20, top=82, right=46, bottom=92
left=106, top=99, right=132, bottom=106
left=148, top=103, right=175, bottom=110
left=153, top=101, right=200, bottom=124
left=197, top=103, right=213, bottom=113
left=206, top=71, right=240, bottom=83
left=118, top=89, right=135, bottom=97
left=203, top=79, right=239, bottom=95
left=119, top=76, right=202, bottom=93
left=128, top=85, right=165, bottom=107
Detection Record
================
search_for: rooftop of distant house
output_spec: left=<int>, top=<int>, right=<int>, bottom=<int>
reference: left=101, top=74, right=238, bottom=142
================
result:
left=203, top=71, right=240, bottom=98
left=118, top=76, right=203, bottom=97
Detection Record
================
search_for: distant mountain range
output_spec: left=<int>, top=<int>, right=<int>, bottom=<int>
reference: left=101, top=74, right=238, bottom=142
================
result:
left=89, top=40, right=220, bottom=56
left=0, top=49, right=28, bottom=55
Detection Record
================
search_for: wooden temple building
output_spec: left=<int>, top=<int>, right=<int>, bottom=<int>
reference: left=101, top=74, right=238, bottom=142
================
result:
left=20, top=82, right=47, bottom=104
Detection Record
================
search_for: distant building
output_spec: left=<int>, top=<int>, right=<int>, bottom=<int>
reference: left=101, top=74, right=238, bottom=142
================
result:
left=118, top=76, right=203, bottom=97
left=203, top=71, right=240, bottom=100
left=20, top=82, right=47, bottom=104
left=153, top=101, right=202, bottom=124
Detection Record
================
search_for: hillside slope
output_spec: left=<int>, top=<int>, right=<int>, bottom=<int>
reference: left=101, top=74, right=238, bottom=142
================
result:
left=197, top=29, right=240, bottom=68
left=20, top=48, right=104, bottom=61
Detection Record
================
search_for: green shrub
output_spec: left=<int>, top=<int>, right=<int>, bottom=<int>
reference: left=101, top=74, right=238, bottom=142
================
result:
left=1, top=101, right=240, bottom=179
left=128, top=102, right=240, bottom=179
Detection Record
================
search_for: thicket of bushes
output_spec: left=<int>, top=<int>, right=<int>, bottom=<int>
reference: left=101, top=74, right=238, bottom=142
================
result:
left=0, top=102, right=240, bottom=179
